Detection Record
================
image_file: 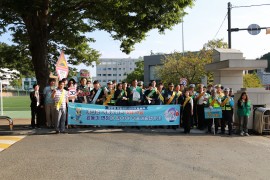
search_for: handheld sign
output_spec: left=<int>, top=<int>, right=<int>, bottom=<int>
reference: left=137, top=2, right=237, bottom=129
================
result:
left=204, top=107, right=222, bottom=119
left=56, top=51, right=69, bottom=80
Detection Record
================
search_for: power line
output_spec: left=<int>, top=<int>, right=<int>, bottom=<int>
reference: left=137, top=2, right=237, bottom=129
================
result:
left=233, top=4, right=270, bottom=8
left=213, top=13, right=228, bottom=39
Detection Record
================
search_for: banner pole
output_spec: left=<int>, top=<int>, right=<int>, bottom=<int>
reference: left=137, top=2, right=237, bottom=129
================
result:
left=212, top=118, right=215, bottom=135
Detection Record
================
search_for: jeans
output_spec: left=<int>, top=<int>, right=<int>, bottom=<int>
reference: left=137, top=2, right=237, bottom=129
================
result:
left=55, top=108, right=67, bottom=132
left=239, top=116, right=248, bottom=133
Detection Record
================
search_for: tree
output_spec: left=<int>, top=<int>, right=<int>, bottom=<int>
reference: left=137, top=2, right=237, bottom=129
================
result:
left=243, top=73, right=262, bottom=88
left=155, top=50, right=211, bottom=85
left=259, top=52, right=270, bottom=72
left=0, top=0, right=194, bottom=90
left=155, top=39, right=228, bottom=86
left=123, top=60, right=144, bottom=83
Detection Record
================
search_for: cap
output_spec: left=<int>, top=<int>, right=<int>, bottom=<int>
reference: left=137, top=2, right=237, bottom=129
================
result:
left=138, top=81, right=143, bottom=86
left=93, top=80, right=99, bottom=84
left=189, top=84, right=195, bottom=88
left=168, top=82, right=174, bottom=87
left=224, top=87, right=230, bottom=92
left=215, top=84, right=221, bottom=88
left=107, top=81, right=113, bottom=85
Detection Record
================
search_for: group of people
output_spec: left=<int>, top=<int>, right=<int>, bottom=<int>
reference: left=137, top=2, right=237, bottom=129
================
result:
left=30, top=77, right=251, bottom=136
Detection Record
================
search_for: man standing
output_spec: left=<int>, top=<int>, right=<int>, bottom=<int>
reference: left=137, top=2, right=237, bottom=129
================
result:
left=43, top=78, right=56, bottom=128
left=89, top=80, right=105, bottom=105
left=221, top=88, right=234, bottom=135
left=128, top=79, right=143, bottom=106
left=51, top=80, right=69, bottom=134
left=195, top=84, right=210, bottom=130
left=144, top=83, right=156, bottom=105
left=30, top=84, right=44, bottom=129
left=77, top=77, right=91, bottom=103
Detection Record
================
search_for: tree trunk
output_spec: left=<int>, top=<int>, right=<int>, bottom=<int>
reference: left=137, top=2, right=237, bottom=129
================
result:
left=23, top=11, right=50, bottom=92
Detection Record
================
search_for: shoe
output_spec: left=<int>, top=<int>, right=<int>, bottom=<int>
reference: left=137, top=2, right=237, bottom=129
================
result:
left=228, top=132, right=232, bottom=136
left=240, top=132, right=244, bottom=136
left=245, top=133, right=249, bottom=136
left=55, top=130, right=60, bottom=134
left=61, top=131, right=68, bottom=134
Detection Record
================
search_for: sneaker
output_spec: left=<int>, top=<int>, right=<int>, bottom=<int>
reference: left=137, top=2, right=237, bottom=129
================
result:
left=240, top=132, right=244, bottom=136
left=55, top=130, right=60, bottom=134
left=245, top=133, right=250, bottom=136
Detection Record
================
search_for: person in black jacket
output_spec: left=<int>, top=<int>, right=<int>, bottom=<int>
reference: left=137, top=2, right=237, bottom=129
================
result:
left=30, top=84, right=44, bottom=129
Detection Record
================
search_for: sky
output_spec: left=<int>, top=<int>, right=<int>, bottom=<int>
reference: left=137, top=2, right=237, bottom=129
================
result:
left=82, top=0, right=270, bottom=76
left=1, top=0, right=270, bottom=77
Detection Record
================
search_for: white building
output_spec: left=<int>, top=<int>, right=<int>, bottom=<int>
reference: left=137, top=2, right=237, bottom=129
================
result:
left=0, top=68, right=19, bottom=88
left=94, top=58, right=140, bottom=86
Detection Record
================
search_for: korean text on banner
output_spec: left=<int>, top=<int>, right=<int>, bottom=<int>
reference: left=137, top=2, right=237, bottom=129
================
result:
left=68, top=103, right=180, bottom=126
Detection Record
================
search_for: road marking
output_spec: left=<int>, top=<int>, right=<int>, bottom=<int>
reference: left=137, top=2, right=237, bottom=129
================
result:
left=0, top=136, right=25, bottom=152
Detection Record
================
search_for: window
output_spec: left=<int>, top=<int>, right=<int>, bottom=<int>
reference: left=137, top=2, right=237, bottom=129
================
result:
left=113, top=68, right=117, bottom=71
left=113, top=74, right=117, bottom=76
left=108, top=68, right=112, bottom=70
left=130, top=68, right=132, bottom=70
left=119, top=68, right=121, bottom=70
left=103, top=80, right=106, bottom=82
left=103, top=74, right=106, bottom=76
left=123, top=68, right=125, bottom=70
left=97, top=74, right=101, bottom=76
left=102, top=68, right=106, bottom=70
left=119, top=74, right=121, bottom=76
left=108, top=74, right=112, bottom=76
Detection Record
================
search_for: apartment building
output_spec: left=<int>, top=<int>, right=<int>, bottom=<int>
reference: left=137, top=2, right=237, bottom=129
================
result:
left=95, top=58, right=140, bottom=86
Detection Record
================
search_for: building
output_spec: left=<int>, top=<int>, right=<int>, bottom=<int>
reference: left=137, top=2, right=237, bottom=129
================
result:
left=22, top=77, right=37, bottom=90
left=94, top=58, right=140, bottom=86
left=0, top=68, right=19, bottom=88
left=143, top=54, right=166, bottom=86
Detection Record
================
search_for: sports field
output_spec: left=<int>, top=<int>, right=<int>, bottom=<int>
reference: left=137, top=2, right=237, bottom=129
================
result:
left=2, top=96, right=31, bottom=111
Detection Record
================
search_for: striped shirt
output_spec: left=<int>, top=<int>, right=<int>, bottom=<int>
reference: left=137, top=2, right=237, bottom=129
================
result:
left=54, top=89, right=68, bottom=109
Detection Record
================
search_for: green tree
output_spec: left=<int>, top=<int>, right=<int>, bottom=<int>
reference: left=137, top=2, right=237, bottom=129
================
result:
left=155, top=39, right=228, bottom=86
left=243, top=73, right=262, bottom=88
left=123, top=60, right=144, bottom=83
left=0, top=0, right=194, bottom=89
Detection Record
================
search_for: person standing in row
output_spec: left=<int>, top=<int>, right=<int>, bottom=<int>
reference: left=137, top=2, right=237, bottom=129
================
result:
left=114, top=82, right=129, bottom=106
left=30, top=84, right=44, bottom=129
left=195, top=84, right=210, bottom=130
left=237, top=92, right=251, bottom=136
left=181, top=89, right=193, bottom=134
left=221, top=88, right=234, bottom=135
left=155, top=82, right=165, bottom=105
left=103, top=81, right=116, bottom=105
left=77, top=77, right=91, bottom=103
left=89, top=80, right=105, bottom=105
left=207, top=89, right=222, bottom=134
left=51, top=80, right=69, bottom=134
left=128, top=79, right=143, bottom=106
left=144, top=83, right=157, bottom=105
left=43, top=78, right=56, bottom=128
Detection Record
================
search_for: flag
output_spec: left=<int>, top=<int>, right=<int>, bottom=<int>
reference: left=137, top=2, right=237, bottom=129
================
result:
left=266, top=28, right=270, bottom=35
left=56, top=51, right=69, bottom=80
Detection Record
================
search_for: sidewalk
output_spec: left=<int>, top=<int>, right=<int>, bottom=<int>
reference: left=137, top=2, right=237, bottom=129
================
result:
left=0, top=119, right=210, bottom=135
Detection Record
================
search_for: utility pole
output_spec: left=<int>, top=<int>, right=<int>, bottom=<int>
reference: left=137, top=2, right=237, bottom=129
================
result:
left=228, top=2, right=232, bottom=48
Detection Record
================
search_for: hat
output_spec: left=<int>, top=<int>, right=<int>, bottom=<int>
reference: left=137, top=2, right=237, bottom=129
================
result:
left=93, top=80, right=99, bottom=84
left=224, top=87, right=230, bottom=92
left=107, top=81, right=113, bottom=85
left=215, top=84, right=221, bottom=88
left=189, top=84, right=195, bottom=88
left=168, top=82, right=174, bottom=87
left=138, top=81, right=143, bottom=86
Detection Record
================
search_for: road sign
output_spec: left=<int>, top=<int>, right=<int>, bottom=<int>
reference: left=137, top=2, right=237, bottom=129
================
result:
left=56, top=51, right=69, bottom=80
left=180, top=78, right=188, bottom=86
left=248, top=24, right=261, bottom=35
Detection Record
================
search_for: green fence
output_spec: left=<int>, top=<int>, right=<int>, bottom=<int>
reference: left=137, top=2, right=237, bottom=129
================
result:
left=1, top=96, right=31, bottom=118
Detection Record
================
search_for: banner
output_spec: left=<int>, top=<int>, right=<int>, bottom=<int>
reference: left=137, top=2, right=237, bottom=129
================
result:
left=68, top=103, right=180, bottom=126
left=204, top=107, right=222, bottom=119
left=56, top=51, right=69, bottom=80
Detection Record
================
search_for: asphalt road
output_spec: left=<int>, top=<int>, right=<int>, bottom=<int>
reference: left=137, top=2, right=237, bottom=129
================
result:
left=0, top=132, right=270, bottom=180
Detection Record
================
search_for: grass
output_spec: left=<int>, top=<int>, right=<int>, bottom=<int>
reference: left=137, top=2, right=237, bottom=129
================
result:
left=2, top=96, right=31, bottom=111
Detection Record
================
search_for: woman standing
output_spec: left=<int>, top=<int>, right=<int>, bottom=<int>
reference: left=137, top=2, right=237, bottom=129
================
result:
left=237, top=92, right=251, bottom=136
left=181, top=89, right=193, bottom=134
left=114, top=83, right=129, bottom=106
